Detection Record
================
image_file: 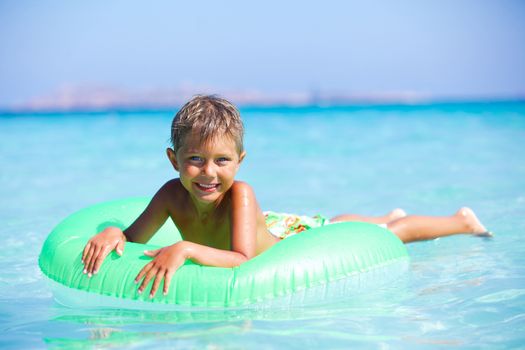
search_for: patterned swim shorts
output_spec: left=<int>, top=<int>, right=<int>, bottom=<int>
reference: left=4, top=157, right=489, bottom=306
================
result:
left=264, top=211, right=329, bottom=239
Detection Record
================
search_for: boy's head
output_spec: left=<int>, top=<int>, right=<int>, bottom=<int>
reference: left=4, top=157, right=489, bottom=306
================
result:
left=170, top=95, right=244, bottom=155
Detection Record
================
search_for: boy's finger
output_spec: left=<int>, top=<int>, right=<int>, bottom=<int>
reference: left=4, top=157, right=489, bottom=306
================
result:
left=83, top=246, right=95, bottom=273
left=87, top=245, right=103, bottom=276
left=163, top=271, right=173, bottom=296
left=149, top=270, right=165, bottom=298
left=92, top=246, right=111, bottom=274
left=143, top=248, right=161, bottom=257
left=138, top=266, right=156, bottom=294
left=116, top=239, right=125, bottom=256
left=82, top=242, right=92, bottom=263
left=135, top=263, right=152, bottom=286
left=85, top=245, right=97, bottom=274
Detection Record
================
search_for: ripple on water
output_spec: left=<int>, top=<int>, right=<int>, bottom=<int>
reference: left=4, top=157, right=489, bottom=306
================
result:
left=2, top=106, right=525, bottom=349
left=475, top=289, right=525, bottom=303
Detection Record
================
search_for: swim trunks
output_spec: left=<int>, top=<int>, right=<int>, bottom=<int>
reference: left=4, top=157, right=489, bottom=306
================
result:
left=264, top=211, right=329, bottom=239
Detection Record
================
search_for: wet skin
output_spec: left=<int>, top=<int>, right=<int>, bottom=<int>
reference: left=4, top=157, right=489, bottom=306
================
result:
left=82, top=133, right=278, bottom=298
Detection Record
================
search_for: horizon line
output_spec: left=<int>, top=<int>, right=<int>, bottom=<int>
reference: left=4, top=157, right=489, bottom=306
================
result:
left=1, top=97, right=524, bottom=116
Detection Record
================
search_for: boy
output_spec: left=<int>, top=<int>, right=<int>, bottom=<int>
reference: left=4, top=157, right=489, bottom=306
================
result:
left=81, top=95, right=490, bottom=299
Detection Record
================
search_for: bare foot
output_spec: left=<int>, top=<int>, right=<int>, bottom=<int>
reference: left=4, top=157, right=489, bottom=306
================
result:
left=389, top=208, right=407, bottom=221
left=456, top=207, right=493, bottom=237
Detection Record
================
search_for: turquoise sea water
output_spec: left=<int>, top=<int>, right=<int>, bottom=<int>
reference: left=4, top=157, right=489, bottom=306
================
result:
left=1, top=102, right=525, bottom=348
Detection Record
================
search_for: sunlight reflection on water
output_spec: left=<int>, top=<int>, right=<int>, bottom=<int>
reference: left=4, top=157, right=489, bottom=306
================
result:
left=1, top=103, right=525, bottom=349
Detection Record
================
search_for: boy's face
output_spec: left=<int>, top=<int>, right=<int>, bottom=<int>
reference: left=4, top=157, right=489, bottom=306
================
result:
left=168, top=132, right=245, bottom=209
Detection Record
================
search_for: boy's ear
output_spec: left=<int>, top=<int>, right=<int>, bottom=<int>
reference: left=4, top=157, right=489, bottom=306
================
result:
left=238, top=151, right=246, bottom=164
left=166, top=148, right=179, bottom=171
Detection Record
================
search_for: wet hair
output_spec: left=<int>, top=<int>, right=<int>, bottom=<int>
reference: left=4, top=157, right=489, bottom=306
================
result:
left=170, top=95, right=244, bottom=154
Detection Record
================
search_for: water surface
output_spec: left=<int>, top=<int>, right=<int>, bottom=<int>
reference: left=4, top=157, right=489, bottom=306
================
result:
left=1, top=102, right=524, bottom=348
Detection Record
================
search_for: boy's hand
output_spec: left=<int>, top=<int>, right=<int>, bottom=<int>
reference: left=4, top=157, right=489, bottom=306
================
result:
left=135, top=242, right=188, bottom=298
left=82, top=227, right=126, bottom=277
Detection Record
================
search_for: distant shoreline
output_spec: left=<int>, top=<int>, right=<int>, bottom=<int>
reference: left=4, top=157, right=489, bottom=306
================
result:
left=1, top=98, right=524, bottom=116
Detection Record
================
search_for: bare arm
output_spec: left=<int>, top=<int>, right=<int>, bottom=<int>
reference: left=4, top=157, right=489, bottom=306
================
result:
left=82, top=181, right=174, bottom=275
left=124, top=182, right=173, bottom=243
left=135, top=182, right=260, bottom=297
left=230, top=181, right=258, bottom=259
left=182, top=181, right=259, bottom=265
left=135, top=240, right=249, bottom=297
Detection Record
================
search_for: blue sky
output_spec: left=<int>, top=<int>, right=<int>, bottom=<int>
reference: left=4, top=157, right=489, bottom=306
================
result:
left=1, top=0, right=524, bottom=106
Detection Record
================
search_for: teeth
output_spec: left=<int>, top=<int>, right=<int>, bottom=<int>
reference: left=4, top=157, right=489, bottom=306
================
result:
left=198, top=183, right=217, bottom=188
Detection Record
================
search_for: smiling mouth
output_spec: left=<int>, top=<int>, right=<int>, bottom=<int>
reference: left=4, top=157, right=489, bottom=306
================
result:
left=195, top=183, right=220, bottom=192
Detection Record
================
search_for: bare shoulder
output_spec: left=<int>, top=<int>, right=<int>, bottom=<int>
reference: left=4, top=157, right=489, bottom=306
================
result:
left=152, top=179, right=188, bottom=210
left=230, top=181, right=262, bottom=213
left=160, top=178, right=184, bottom=193
left=230, top=181, right=256, bottom=198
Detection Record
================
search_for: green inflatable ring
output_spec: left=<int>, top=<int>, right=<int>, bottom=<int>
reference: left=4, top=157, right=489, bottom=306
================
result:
left=39, top=197, right=409, bottom=308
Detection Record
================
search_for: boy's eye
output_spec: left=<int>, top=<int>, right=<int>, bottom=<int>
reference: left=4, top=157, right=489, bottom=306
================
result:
left=189, top=156, right=203, bottom=162
left=216, top=157, right=230, bottom=164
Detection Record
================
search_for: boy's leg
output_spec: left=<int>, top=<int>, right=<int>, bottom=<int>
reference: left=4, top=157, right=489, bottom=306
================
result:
left=387, top=207, right=491, bottom=243
left=330, top=208, right=406, bottom=224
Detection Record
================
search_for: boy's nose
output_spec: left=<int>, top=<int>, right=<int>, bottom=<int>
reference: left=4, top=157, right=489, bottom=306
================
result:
left=201, top=162, right=216, bottom=177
